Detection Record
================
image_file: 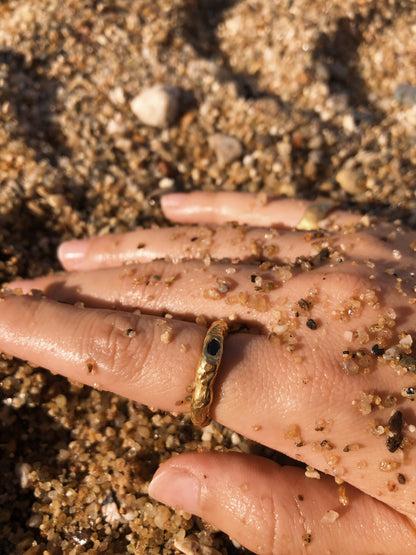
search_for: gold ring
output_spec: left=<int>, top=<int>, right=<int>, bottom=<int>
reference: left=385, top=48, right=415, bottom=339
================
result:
left=191, top=320, right=228, bottom=427
left=296, top=199, right=338, bottom=231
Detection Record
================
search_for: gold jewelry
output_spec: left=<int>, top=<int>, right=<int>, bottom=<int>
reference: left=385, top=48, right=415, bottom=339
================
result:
left=296, top=200, right=338, bottom=231
left=191, top=320, right=228, bottom=427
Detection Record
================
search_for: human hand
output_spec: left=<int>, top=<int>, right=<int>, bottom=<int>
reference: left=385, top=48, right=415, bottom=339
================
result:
left=2, top=192, right=416, bottom=553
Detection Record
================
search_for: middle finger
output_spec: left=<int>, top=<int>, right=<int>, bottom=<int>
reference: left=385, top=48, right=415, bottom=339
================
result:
left=10, top=257, right=381, bottom=333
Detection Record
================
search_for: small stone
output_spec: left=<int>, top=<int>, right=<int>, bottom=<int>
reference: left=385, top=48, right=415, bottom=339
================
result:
left=15, top=462, right=31, bottom=488
left=276, top=140, right=292, bottom=162
left=208, top=133, right=243, bottom=166
left=399, top=353, right=416, bottom=373
left=101, top=501, right=121, bottom=524
left=130, top=85, right=181, bottom=127
left=305, top=465, right=320, bottom=479
left=336, top=168, right=365, bottom=195
left=158, top=177, right=175, bottom=189
left=107, top=114, right=126, bottom=135
left=394, top=84, right=416, bottom=106
left=401, top=386, right=416, bottom=400
left=371, top=344, right=385, bottom=356
left=306, top=318, right=317, bottom=330
left=321, top=509, right=339, bottom=524
left=303, top=159, right=317, bottom=180
left=154, top=505, right=171, bottom=529
left=174, top=535, right=222, bottom=555
left=108, top=86, right=125, bottom=105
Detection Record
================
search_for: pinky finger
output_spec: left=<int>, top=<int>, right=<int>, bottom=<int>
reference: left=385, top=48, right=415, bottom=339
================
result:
left=149, top=451, right=416, bottom=555
left=161, top=192, right=360, bottom=229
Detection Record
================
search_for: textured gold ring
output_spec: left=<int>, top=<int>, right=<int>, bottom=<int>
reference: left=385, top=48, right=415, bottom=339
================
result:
left=296, top=199, right=338, bottom=231
left=191, top=320, right=228, bottom=427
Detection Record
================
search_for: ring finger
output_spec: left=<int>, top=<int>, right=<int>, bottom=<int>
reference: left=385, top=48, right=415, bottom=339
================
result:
left=2, top=283, right=416, bottom=519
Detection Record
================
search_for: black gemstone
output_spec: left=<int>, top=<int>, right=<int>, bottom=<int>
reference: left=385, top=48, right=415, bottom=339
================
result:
left=388, top=411, right=403, bottom=434
left=386, top=411, right=403, bottom=453
left=386, top=433, right=403, bottom=453
left=306, top=319, right=317, bottom=330
left=206, top=338, right=220, bottom=356
left=371, top=344, right=385, bottom=356
left=319, top=248, right=330, bottom=260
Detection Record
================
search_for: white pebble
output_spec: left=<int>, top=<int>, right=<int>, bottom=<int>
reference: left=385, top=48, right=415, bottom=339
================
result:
left=174, top=536, right=222, bottom=555
left=342, top=113, right=356, bottom=133
left=399, top=334, right=413, bottom=348
left=102, top=501, right=121, bottom=524
left=231, top=432, right=241, bottom=445
left=107, top=113, right=126, bottom=135
left=131, top=85, right=181, bottom=127
left=15, top=462, right=31, bottom=488
left=159, top=177, right=175, bottom=189
left=154, top=505, right=171, bottom=529
left=321, top=509, right=340, bottom=524
left=108, top=86, right=125, bottom=105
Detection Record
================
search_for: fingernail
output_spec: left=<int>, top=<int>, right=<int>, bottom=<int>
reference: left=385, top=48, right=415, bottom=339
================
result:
left=57, top=240, right=88, bottom=268
left=148, top=466, right=200, bottom=514
left=160, top=193, right=186, bottom=210
left=4, top=280, right=33, bottom=293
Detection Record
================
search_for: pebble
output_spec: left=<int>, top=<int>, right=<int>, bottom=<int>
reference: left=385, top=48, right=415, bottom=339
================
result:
left=208, top=133, right=243, bottom=166
left=130, top=84, right=182, bottom=128
left=174, top=536, right=222, bottom=555
left=335, top=168, right=365, bottom=195
left=158, top=177, right=175, bottom=189
left=15, top=462, right=32, bottom=489
left=101, top=501, right=122, bottom=524
left=394, top=84, right=416, bottom=106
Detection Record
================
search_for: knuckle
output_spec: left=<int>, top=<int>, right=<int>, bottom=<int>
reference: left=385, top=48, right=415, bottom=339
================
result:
left=314, top=265, right=375, bottom=304
left=123, top=262, right=180, bottom=306
left=79, top=311, right=143, bottom=377
left=355, top=229, right=390, bottom=253
left=248, top=489, right=285, bottom=554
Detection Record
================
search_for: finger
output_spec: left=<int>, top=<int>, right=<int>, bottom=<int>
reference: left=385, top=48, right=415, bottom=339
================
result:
left=8, top=257, right=387, bottom=334
left=0, top=294, right=203, bottom=412
left=149, top=451, right=416, bottom=554
left=8, top=259, right=328, bottom=330
left=161, top=192, right=360, bottom=228
left=57, top=224, right=287, bottom=271
left=57, top=193, right=362, bottom=273
left=9, top=260, right=278, bottom=329
left=2, top=291, right=416, bottom=518
left=57, top=222, right=339, bottom=272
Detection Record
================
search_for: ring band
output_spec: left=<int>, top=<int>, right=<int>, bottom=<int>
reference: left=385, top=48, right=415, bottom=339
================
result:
left=296, top=200, right=338, bottom=231
left=191, top=320, right=228, bottom=427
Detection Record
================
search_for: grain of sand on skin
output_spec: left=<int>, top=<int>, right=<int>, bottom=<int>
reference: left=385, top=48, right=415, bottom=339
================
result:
left=1, top=0, right=416, bottom=553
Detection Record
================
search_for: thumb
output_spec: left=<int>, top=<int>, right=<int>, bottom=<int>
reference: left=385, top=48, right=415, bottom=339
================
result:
left=148, top=451, right=416, bottom=554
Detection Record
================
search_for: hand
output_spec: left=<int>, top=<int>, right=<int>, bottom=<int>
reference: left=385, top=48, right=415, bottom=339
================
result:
left=2, top=192, right=416, bottom=553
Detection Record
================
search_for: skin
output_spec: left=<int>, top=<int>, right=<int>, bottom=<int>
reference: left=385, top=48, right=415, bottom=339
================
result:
left=2, top=191, right=416, bottom=553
